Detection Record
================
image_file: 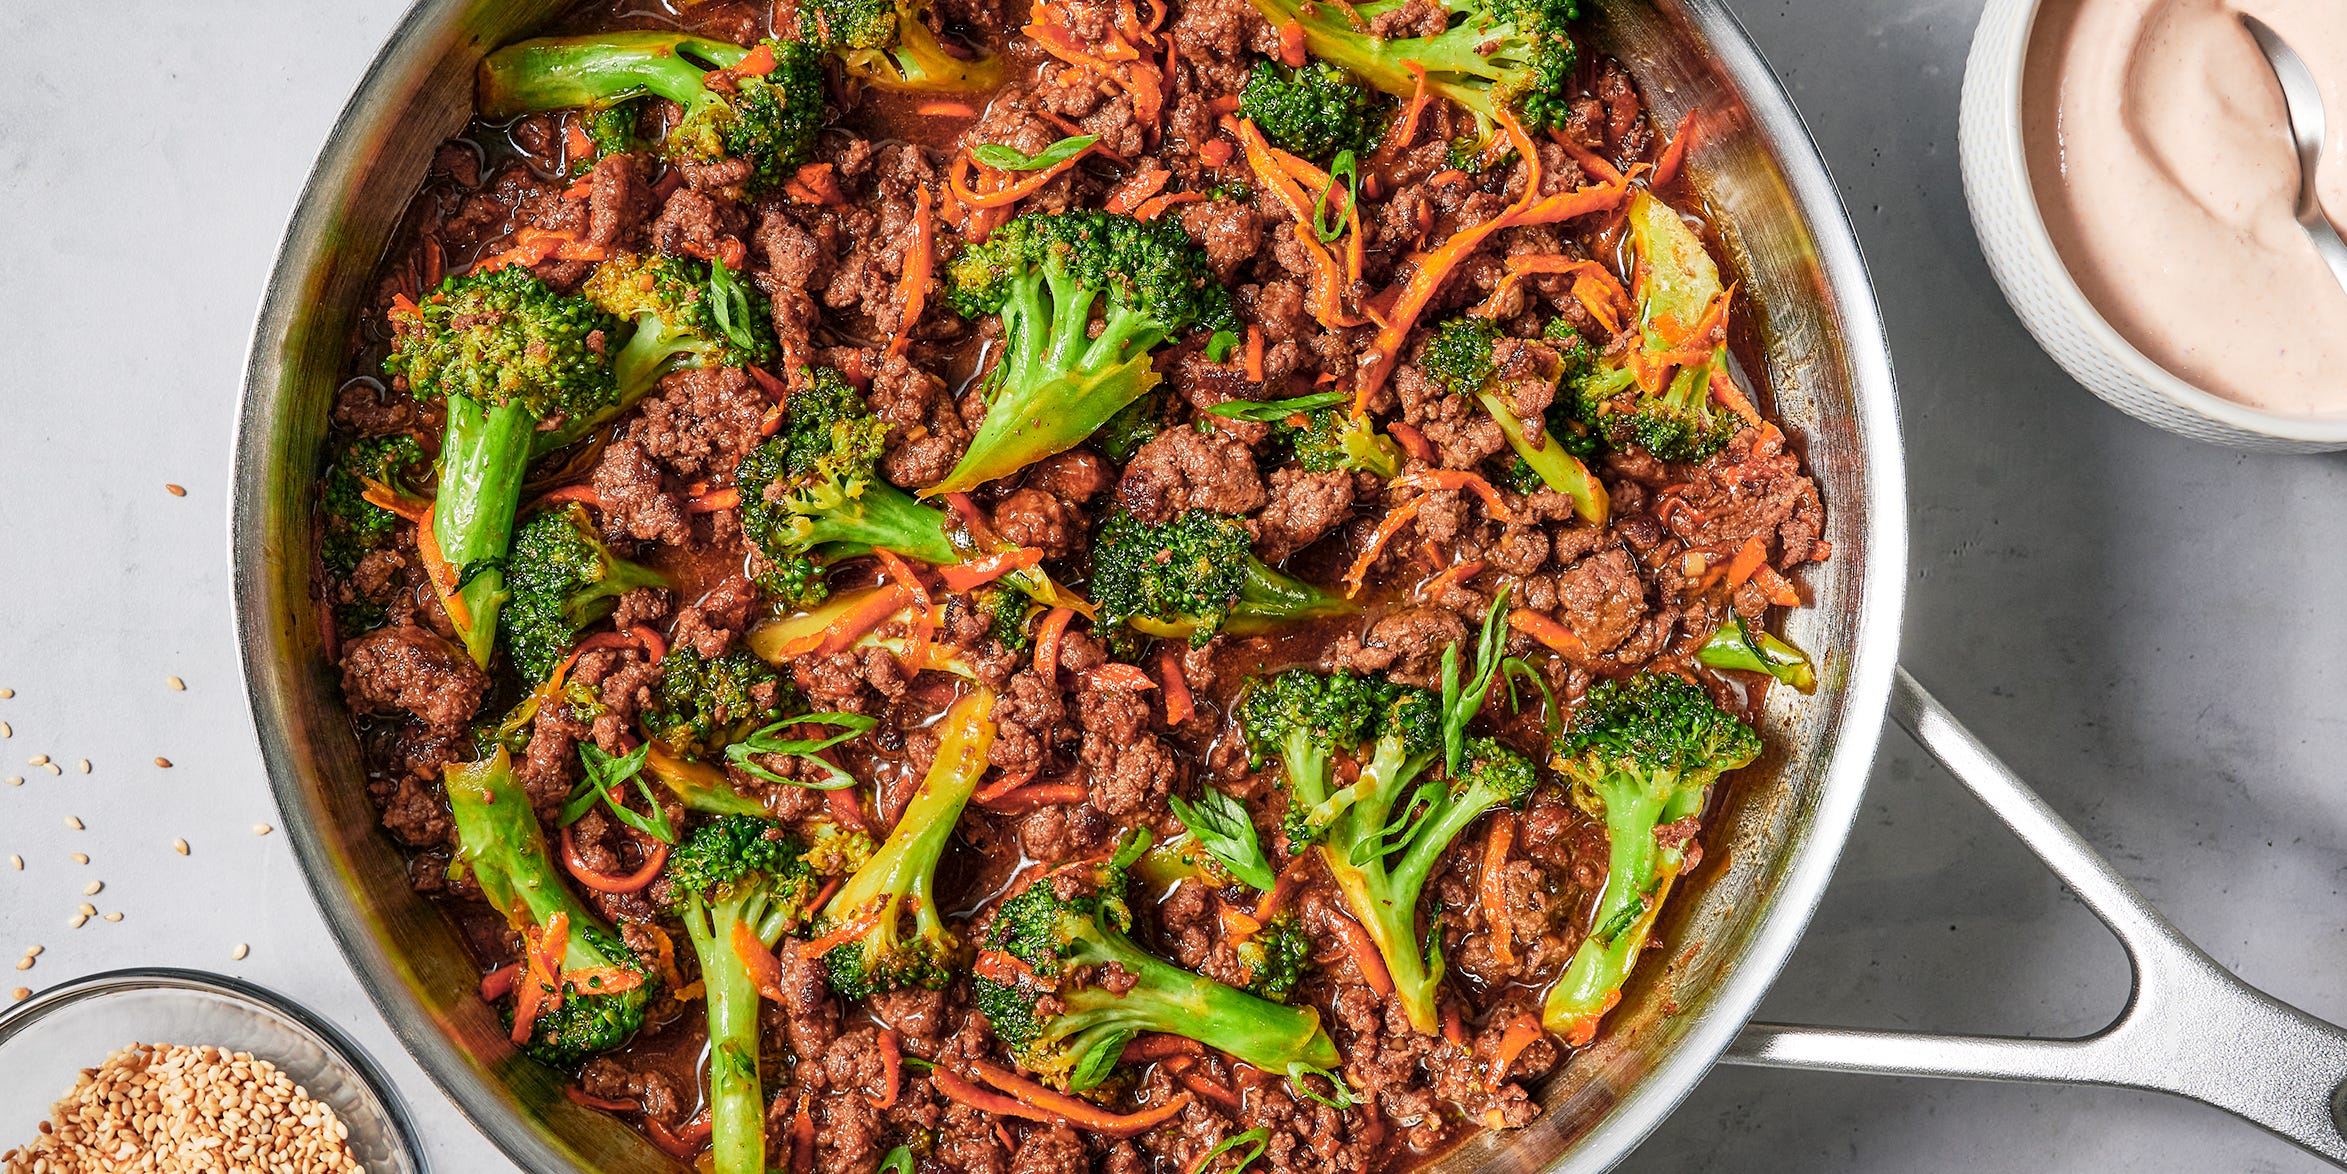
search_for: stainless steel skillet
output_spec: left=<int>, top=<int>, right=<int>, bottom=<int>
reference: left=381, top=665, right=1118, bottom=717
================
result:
left=227, top=0, right=2347, bottom=1169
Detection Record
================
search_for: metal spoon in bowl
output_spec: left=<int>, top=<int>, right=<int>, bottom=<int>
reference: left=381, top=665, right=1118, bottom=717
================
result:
left=2241, top=12, right=2347, bottom=300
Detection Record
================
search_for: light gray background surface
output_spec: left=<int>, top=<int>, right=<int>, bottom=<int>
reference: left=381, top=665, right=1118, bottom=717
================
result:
left=2, top=1, right=2341, bottom=1170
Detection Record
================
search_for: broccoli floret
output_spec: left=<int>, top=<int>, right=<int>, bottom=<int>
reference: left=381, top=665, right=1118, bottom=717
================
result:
left=736, top=368, right=1081, bottom=612
left=1232, top=913, right=1313, bottom=1003
left=1239, top=0, right=1581, bottom=147
left=575, top=101, right=641, bottom=175
left=385, top=265, right=619, bottom=668
left=1696, top=613, right=1815, bottom=692
left=478, top=32, right=826, bottom=194
left=1422, top=316, right=1608, bottom=524
left=319, top=433, right=429, bottom=627
left=935, top=212, right=1235, bottom=494
left=1093, top=387, right=1166, bottom=464
left=1285, top=408, right=1403, bottom=478
left=565, top=250, right=775, bottom=441
left=1090, top=509, right=1352, bottom=645
left=498, top=504, right=669, bottom=683
left=972, top=844, right=1340, bottom=1091
left=812, top=691, right=995, bottom=1000
left=1239, top=60, right=1391, bottom=162
left=1540, top=672, right=1760, bottom=1044
left=1239, top=609, right=1539, bottom=1034
left=800, top=0, right=1003, bottom=92
left=643, top=646, right=790, bottom=761
left=661, top=816, right=820, bottom=1174
left=445, top=748, right=655, bottom=1067
left=971, top=586, right=1035, bottom=653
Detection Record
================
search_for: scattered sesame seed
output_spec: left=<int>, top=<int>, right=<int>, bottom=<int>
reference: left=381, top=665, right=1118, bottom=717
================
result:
left=172, top=838, right=189, bottom=856
left=68, top=914, right=86, bottom=929
left=41, top=762, right=59, bottom=776
left=23, top=945, right=42, bottom=958
left=77, top=758, right=89, bottom=774
left=253, top=824, right=273, bottom=836
left=166, top=676, right=186, bottom=691
left=77, top=903, right=94, bottom=916
left=9, top=958, right=24, bottom=971
left=165, top=483, right=187, bottom=496
left=68, top=853, right=86, bottom=865
left=82, top=881, right=102, bottom=896
left=153, top=757, right=172, bottom=769
left=7, top=855, right=20, bottom=870
left=5, top=777, right=19, bottom=787
left=9, top=987, right=25, bottom=1001
left=62, top=816, right=83, bottom=831
left=1, top=722, right=10, bottom=738
left=231, top=943, right=250, bottom=962
left=0, top=687, right=12, bottom=698
left=29, top=755, right=48, bottom=766
left=102, top=912, right=122, bottom=922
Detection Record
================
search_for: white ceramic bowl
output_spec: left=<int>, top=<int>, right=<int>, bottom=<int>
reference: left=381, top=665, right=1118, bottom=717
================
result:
left=1959, top=0, right=2347, bottom=451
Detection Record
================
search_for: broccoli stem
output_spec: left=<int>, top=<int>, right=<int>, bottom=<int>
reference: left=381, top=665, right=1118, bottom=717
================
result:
left=1696, top=615, right=1815, bottom=691
left=1475, top=390, right=1609, bottom=525
left=476, top=32, right=749, bottom=122
left=433, top=394, right=538, bottom=666
left=1126, top=557, right=1355, bottom=642
left=645, top=743, right=770, bottom=817
left=1078, top=941, right=1340, bottom=1074
left=680, top=893, right=768, bottom=1174
left=800, top=479, right=963, bottom=566
left=1539, top=778, right=1688, bottom=1041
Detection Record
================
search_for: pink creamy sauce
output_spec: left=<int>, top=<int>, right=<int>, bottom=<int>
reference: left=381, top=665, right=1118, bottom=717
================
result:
left=2025, top=0, right=2347, bottom=416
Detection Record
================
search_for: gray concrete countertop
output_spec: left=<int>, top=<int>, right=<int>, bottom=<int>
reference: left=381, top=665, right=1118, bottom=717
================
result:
left=3, top=1, right=2341, bottom=1171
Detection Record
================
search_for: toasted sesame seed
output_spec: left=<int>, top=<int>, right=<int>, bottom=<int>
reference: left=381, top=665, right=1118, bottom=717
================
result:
left=29, top=755, right=48, bottom=766
left=0, top=687, right=13, bottom=698
left=172, top=838, right=189, bottom=856
left=81, top=881, right=101, bottom=896
left=231, top=943, right=250, bottom=961
left=76, top=758, right=89, bottom=774
left=165, top=483, right=187, bottom=497
left=166, top=676, right=186, bottom=691
left=2, top=1042, right=365, bottom=1173
left=1, top=722, right=10, bottom=738
left=68, top=914, right=86, bottom=929
left=101, top=912, right=121, bottom=922
left=40, top=762, right=58, bottom=776
left=9, top=987, right=25, bottom=1001
left=7, top=855, right=20, bottom=871
left=62, top=816, right=83, bottom=831
left=14, top=957, right=32, bottom=971
left=5, top=777, right=19, bottom=787
left=253, top=824, right=273, bottom=836
left=68, top=853, right=86, bottom=865
left=77, top=903, right=94, bottom=916
left=22, top=945, right=40, bottom=958
left=153, top=757, right=172, bottom=769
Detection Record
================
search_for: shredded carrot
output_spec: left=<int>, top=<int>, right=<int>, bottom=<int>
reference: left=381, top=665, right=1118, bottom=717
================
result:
left=817, top=583, right=914, bottom=655
left=685, top=486, right=740, bottom=513
left=800, top=896, right=893, bottom=959
left=939, top=547, right=1045, bottom=591
left=1722, top=536, right=1768, bottom=592
left=561, top=966, right=645, bottom=996
left=1417, top=558, right=1485, bottom=603
left=628, top=624, right=666, bottom=664
left=414, top=506, right=470, bottom=633
left=479, top=962, right=520, bottom=1003
left=1559, top=990, right=1622, bottom=1048
left=1441, top=1003, right=1468, bottom=1047
left=1385, top=421, right=1434, bottom=464
left=951, top=141, right=1095, bottom=209
left=1198, top=137, right=1234, bottom=167
left=1034, top=606, right=1075, bottom=680
left=1276, top=19, right=1306, bottom=66
left=510, top=911, right=570, bottom=1045
left=359, top=481, right=432, bottom=524
left=528, top=483, right=601, bottom=512
left=783, top=162, right=847, bottom=206
left=564, top=1086, right=637, bottom=1112
left=1488, top=1015, right=1545, bottom=1089
left=975, top=781, right=1088, bottom=812
left=1358, top=221, right=1518, bottom=397
left=644, top=1110, right=712, bottom=1158
left=1394, top=469, right=1516, bottom=522
left=891, top=186, right=936, bottom=358
left=1174, top=1067, right=1245, bottom=1113
left=733, top=919, right=788, bottom=1003
left=1089, top=663, right=1157, bottom=691
left=1324, top=906, right=1395, bottom=997
left=1751, top=564, right=1801, bottom=608
left=735, top=42, right=778, bottom=76
left=790, top=1094, right=815, bottom=1174
left=931, top=1067, right=1072, bottom=1127
left=1104, top=169, right=1171, bottom=214
left=1651, top=108, right=1700, bottom=190
left=1473, top=254, right=1630, bottom=327
left=1343, top=497, right=1424, bottom=598
left=1252, top=852, right=1313, bottom=923
left=1708, top=363, right=1763, bottom=426
left=561, top=177, right=595, bottom=202
left=1242, top=325, right=1265, bottom=382
left=1131, top=191, right=1205, bottom=220
left=974, top=948, right=1046, bottom=988
left=971, top=1060, right=1194, bottom=1137
left=1371, top=62, right=1431, bottom=165
left=870, top=1028, right=903, bottom=1108
left=1156, top=644, right=1194, bottom=725
left=873, top=548, right=936, bottom=675
left=560, top=825, right=668, bottom=894
left=1508, top=608, right=1588, bottom=659
left=1551, top=132, right=1624, bottom=186
left=563, top=122, right=593, bottom=162
left=1481, top=813, right=1517, bottom=968
left=387, top=292, right=421, bottom=322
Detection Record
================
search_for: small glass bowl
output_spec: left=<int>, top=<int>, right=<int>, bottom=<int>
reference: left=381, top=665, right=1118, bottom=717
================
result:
left=0, top=968, right=426, bottom=1173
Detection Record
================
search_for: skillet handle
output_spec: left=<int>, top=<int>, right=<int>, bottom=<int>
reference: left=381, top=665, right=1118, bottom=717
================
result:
left=1722, top=666, right=2347, bottom=1166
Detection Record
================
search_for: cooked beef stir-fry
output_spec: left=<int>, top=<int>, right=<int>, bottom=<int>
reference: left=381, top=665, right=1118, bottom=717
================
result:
left=317, top=0, right=1830, bottom=1169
